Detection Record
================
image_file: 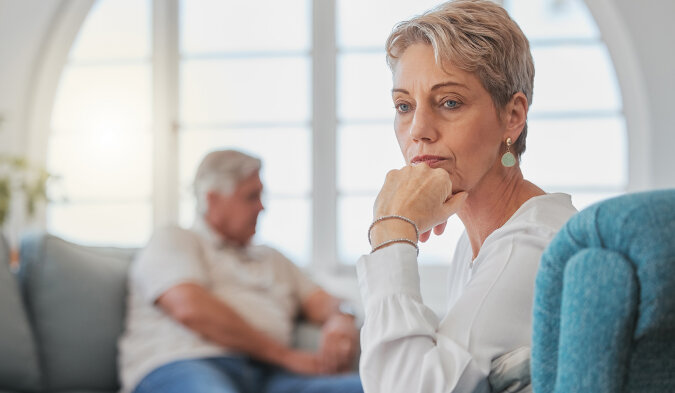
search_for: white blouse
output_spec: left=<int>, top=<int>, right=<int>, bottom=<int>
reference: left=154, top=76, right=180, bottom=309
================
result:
left=356, top=193, right=577, bottom=393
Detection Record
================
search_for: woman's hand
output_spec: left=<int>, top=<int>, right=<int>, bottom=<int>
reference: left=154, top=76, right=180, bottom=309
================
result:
left=371, top=164, right=467, bottom=245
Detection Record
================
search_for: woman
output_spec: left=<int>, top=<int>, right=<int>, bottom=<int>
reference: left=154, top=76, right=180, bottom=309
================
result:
left=356, top=1, right=577, bottom=392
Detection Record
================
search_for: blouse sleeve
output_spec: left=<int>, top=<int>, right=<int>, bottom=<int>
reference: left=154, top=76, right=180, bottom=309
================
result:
left=357, top=230, right=547, bottom=393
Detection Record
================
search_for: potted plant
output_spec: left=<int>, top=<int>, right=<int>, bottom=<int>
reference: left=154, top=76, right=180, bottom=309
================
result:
left=0, top=115, right=52, bottom=262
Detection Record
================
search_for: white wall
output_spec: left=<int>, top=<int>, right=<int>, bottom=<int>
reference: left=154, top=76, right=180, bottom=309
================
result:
left=613, top=0, right=675, bottom=189
left=0, top=0, right=63, bottom=154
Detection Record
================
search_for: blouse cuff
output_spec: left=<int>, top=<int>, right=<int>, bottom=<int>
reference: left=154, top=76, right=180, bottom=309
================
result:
left=356, top=243, right=422, bottom=309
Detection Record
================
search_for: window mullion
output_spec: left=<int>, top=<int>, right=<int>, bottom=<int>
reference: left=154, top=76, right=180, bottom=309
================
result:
left=152, top=0, right=180, bottom=227
left=311, top=0, right=338, bottom=271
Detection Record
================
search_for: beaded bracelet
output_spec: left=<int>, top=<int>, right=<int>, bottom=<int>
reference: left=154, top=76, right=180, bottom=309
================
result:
left=367, top=215, right=419, bottom=246
left=370, top=238, right=419, bottom=255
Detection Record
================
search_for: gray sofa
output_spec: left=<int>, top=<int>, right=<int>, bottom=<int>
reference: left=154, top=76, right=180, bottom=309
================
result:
left=0, top=232, right=322, bottom=393
left=1, top=233, right=135, bottom=393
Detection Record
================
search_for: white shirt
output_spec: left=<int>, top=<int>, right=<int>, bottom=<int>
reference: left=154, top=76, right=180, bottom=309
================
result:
left=117, top=220, right=318, bottom=393
left=356, top=193, right=576, bottom=393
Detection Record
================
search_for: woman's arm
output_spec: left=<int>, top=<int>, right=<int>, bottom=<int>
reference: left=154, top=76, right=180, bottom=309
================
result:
left=358, top=244, right=489, bottom=393
left=358, top=230, right=548, bottom=393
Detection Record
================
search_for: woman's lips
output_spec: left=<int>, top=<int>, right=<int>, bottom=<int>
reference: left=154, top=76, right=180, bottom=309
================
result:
left=411, top=155, right=448, bottom=168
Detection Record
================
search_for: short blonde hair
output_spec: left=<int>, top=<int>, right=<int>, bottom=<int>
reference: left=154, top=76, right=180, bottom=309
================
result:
left=386, top=0, right=534, bottom=158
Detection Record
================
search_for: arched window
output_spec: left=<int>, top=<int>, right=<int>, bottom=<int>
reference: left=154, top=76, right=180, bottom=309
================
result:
left=47, top=0, right=153, bottom=246
left=46, top=0, right=626, bottom=267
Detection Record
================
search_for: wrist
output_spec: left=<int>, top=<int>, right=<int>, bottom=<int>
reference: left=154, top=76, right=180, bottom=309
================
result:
left=369, top=219, right=417, bottom=246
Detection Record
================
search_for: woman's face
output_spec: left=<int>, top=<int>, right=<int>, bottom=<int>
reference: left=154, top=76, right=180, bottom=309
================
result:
left=392, top=43, right=509, bottom=194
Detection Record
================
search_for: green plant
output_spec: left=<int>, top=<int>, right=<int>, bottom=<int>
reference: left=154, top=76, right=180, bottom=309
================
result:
left=0, top=155, right=51, bottom=226
left=0, top=116, right=52, bottom=227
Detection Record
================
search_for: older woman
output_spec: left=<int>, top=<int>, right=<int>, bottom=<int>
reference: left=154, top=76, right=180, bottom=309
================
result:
left=356, top=1, right=578, bottom=392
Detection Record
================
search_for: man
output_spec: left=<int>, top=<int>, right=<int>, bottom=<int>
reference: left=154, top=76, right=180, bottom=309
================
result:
left=118, top=150, right=362, bottom=393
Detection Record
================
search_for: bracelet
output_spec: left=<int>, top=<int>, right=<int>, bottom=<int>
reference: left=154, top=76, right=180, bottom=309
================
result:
left=368, top=215, right=419, bottom=246
left=370, top=238, right=419, bottom=255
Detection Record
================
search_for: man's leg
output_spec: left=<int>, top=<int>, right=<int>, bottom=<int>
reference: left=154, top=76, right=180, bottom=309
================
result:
left=133, top=356, right=262, bottom=393
left=264, top=369, right=364, bottom=393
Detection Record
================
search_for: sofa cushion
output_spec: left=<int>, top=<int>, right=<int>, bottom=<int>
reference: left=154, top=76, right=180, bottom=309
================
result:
left=18, top=233, right=135, bottom=391
left=0, top=234, right=41, bottom=392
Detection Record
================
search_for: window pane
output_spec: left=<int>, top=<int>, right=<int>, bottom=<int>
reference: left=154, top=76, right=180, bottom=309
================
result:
left=338, top=124, right=404, bottom=194
left=338, top=53, right=393, bottom=121
left=181, top=58, right=310, bottom=125
left=47, top=131, right=152, bottom=200
left=339, top=196, right=464, bottom=265
left=530, top=45, right=621, bottom=114
left=256, top=197, right=311, bottom=266
left=338, top=195, right=375, bottom=264
left=69, top=0, right=150, bottom=61
left=506, top=0, right=599, bottom=41
left=570, top=191, right=624, bottom=211
left=179, top=196, right=197, bottom=229
left=178, top=128, right=311, bottom=196
left=417, top=215, right=465, bottom=265
left=181, top=0, right=310, bottom=54
left=47, top=202, right=152, bottom=246
left=50, top=65, right=151, bottom=133
left=521, top=117, right=627, bottom=189
left=337, top=0, right=443, bottom=49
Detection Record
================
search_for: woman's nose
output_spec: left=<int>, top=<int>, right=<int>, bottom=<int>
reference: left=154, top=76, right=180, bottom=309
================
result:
left=409, top=106, right=437, bottom=143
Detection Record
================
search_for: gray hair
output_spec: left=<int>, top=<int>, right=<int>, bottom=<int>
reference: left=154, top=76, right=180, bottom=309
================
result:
left=193, top=149, right=262, bottom=215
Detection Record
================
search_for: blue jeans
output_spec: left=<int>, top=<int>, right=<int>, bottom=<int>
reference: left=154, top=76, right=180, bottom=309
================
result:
left=133, top=355, right=364, bottom=393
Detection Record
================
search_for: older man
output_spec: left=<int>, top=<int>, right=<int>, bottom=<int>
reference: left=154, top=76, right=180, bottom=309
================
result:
left=118, top=150, right=362, bottom=393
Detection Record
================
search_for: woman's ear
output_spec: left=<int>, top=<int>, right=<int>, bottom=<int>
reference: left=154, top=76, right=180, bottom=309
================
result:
left=504, top=92, right=528, bottom=140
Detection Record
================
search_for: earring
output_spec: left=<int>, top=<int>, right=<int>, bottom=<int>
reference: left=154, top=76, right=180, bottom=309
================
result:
left=501, top=137, right=516, bottom=167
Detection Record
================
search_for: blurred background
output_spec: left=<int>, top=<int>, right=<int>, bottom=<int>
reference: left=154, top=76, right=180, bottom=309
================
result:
left=0, top=0, right=673, bottom=312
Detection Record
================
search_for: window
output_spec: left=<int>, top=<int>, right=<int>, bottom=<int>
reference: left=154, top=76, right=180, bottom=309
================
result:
left=47, top=0, right=152, bottom=246
left=46, top=0, right=626, bottom=266
left=177, top=0, right=312, bottom=264
left=507, top=0, right=627, bottom=210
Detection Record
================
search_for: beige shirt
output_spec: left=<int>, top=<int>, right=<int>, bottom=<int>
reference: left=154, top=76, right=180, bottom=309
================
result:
left=117, top=219, right=318, bottom=393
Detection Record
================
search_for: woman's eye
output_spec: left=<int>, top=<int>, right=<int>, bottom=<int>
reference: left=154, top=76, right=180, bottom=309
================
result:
left=443, top=100, right=459, bottom=109
left=396, top=103, right=411, bottom=113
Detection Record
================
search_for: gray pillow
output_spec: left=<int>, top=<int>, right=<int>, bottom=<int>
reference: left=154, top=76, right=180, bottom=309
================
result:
left=18, top=233, right=135, bottom=391
left=0, top=234, right=41, bottom=392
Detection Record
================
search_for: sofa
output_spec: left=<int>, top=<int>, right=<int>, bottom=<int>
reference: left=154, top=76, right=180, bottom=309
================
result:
left=0, top=234, right=136, bottom=393
left=0, top=233, right=326, bottom=393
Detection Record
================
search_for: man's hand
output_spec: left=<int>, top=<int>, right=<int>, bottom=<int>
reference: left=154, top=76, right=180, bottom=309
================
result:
left=318, top=314, right=359, bottom=374
left=278, top=349, right=323, bottom=375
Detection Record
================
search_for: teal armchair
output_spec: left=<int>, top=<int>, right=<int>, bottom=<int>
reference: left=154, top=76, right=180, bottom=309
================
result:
left=532, top=190, right=675, bottom=392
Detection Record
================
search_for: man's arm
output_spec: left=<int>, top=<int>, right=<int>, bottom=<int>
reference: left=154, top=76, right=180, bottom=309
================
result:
left=157, top=282, right=320, bottom=375
left=301, top=289, right=360, bottom=373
